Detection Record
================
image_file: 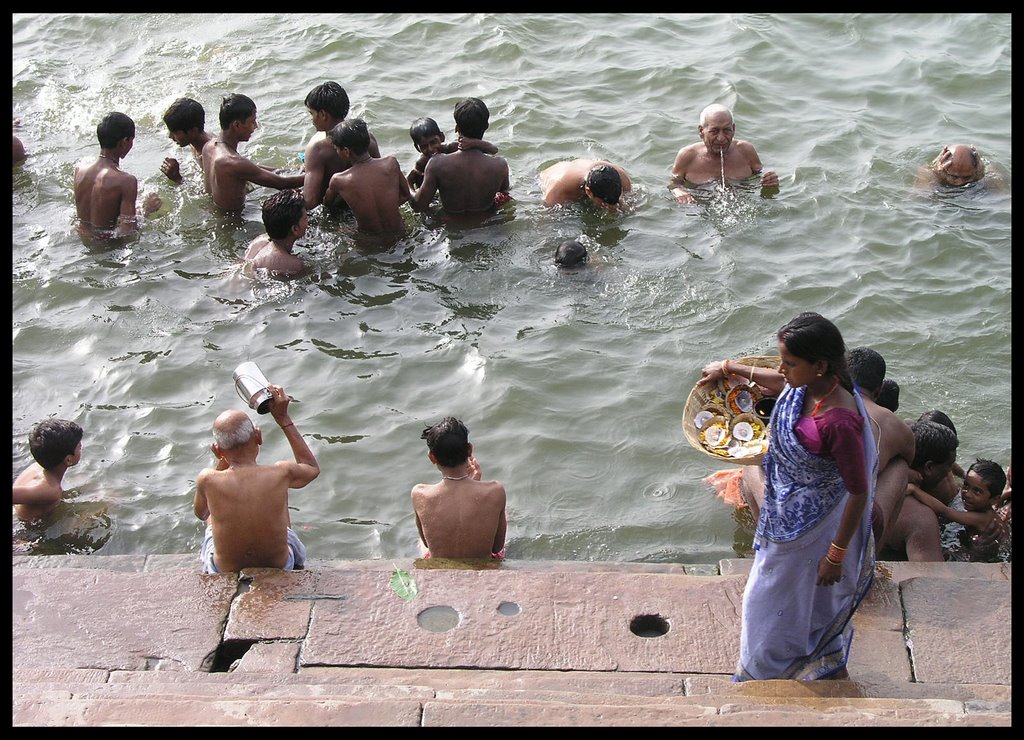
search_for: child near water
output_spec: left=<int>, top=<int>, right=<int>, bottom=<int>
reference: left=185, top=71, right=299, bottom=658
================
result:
left=909, top=458, right=1005, bottom=562
left=405, top=116, right=497, bottom=190
left=13, top=419, right=84, bottom=522
left=243, top=189, right=307, bottom=275
left=411, top=416, right=507, bottom=560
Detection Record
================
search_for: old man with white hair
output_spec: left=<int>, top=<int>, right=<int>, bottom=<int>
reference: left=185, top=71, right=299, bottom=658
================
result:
left=670, top=103, right=779, bottom=203
left=194, top=384, right=320, bottom=574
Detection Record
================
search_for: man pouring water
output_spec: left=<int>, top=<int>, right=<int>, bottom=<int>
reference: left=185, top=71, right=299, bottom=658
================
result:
left=194, top=383, right=320, bottom=574
left=670, top=103, right=779, bottom=204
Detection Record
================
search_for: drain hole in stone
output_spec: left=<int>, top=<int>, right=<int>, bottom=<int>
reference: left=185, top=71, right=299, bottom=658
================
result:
left=630, top=614, right=669, bottom=638
left=416, top=605, right=461, bottom=632
left=211, top=639, right=257, bottom=672
left=497, top=601, right=520, bottom=617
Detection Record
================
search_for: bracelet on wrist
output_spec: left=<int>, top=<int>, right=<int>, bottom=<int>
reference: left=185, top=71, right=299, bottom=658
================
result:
left=280, top=422, right=295, bottom=429
left=824, top=555, right=843, bottom=566
left=830, top=541, right=848, bottom=551
left=723, top=358, right=731, bottom=375
left=748, top=365, right=756, bottom=383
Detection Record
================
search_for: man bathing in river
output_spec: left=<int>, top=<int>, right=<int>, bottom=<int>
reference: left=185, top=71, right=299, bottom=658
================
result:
left=202, top=93, right=305, bottom=212
left=670, top=103, right=779, bottom=204
left=74, top=111, right=161, bottom=238
left=408, top=97, right=511, bottom=218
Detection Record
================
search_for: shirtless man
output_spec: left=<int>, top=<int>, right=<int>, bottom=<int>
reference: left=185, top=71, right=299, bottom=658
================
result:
left=405, top=116, right=497, bottom=190
left=879, top=420, right=959, bottom=561
left=670, top=103, right=779, bottom=204
left=201, top=94, right=305, bottom=212
left=914, top=143, right=989, bottom=189
left=843, top=348, right=916, bottom=551
left=160, top=97, right=214, bottom=185
left=408, top=97, right=510, bottom=217
left=74, top=111, right=161, bottom=237
left=302, top=81, right=380, bottom=210
left=540, top=158, right=632, bottom=208
left=243, top=189, right=307, bottom=275
left=324, top=118, right=412, bottom=235
left=701, top=347, right=915, bottom=556
left=412, top=417, right=507, bottom=560
left=12, top=418, right=84, bottom=522
left=193, top=384, right=320, bottom=574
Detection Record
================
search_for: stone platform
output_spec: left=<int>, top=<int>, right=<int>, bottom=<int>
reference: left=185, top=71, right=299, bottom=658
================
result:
left=11, top=555, right=1012, bottom=726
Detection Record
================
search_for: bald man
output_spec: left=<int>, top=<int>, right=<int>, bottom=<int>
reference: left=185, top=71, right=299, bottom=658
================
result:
left=915, top=143, right=988, bottom=188
left=670, top=103, right=779, bottom=204
left=193, top=384, right=320, bottom=574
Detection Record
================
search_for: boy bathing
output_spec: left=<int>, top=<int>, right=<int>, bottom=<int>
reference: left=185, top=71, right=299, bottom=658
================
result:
left=411, top=417, right=507, bottom=560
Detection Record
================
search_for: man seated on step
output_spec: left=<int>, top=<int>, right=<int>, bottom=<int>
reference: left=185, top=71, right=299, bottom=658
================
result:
left=411, top=416, right=507, bottom=560
left=194, top=384, right=319, bottom=573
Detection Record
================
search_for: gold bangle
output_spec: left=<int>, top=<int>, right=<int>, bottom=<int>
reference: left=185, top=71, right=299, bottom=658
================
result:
left=825, top=555, right=842, bottom=566
left=830, top=541, right=848, bottom=551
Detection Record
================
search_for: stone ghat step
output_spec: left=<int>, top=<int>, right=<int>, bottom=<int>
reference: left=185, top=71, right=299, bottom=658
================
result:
left=12, top=683, right=1008, bottom=713
left=14, top=669, right=1011, bottom=724
left=15, top=666, right=1013, bottom=705
left=13, top=692, right=1010, bottom=727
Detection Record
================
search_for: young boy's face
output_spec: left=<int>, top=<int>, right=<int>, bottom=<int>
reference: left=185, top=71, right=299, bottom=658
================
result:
left=295, top=209, right=309, bottom=239
left=167, top=128, right=191, bottom=147
left=307, top=108, right=330, bottom=132
left=235, top=114, right=258, bottom=142
left=333, top=144, right=352, bottom=167
left=961, top=469, right=995, bottom=512
left=414, top=133, right=445, bottom=157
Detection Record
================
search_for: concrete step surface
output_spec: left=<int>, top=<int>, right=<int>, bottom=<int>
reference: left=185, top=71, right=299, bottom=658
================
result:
left=11, top=555, right=1011, bottom=726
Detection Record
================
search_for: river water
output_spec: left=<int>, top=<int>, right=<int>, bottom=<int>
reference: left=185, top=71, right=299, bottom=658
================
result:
left=12, top=13, right=1011, bottom=563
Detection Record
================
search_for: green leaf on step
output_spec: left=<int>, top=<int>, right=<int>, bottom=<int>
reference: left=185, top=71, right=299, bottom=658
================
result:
left=390, top=565, right=417, bottom=601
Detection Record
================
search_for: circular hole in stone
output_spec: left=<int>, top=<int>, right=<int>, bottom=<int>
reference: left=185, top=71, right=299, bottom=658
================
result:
left=497, top=601, right=520, bottom=617
left=416, top=605, right=461, bottom=632
left=629, top=613, right=670, bottom=638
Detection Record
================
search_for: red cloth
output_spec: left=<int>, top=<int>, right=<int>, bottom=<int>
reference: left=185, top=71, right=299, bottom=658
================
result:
left=704, top=468, right=748, bottom=509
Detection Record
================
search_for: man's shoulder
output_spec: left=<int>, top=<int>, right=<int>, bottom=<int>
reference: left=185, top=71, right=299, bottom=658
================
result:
left=195, top=465, right=220, bottom=486
left=542, top=159, right=571, bottom=175
left=734, top=138, right=760, bottom=155
left=306, top=136, right=336, bottom=158
left=329, top=166, right=357, bottom=187
left=477, top=479, right=507, bottom=496
left=244, top=234, right=271, bottom=260
left=476, top=151, right=509, bottom=173
left=207, top=140, right=243, bottom=165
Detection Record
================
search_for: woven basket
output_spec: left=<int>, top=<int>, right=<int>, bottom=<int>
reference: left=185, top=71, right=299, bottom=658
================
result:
left=681, top=355, right=780, bottom=466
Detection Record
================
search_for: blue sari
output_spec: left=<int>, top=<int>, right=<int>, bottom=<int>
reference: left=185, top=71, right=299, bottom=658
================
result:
left=734, top=383, right=877, bottom=681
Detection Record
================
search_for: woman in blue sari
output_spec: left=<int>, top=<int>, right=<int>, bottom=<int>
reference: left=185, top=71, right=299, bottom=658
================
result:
left=700, top=312, right=877, bottom=680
